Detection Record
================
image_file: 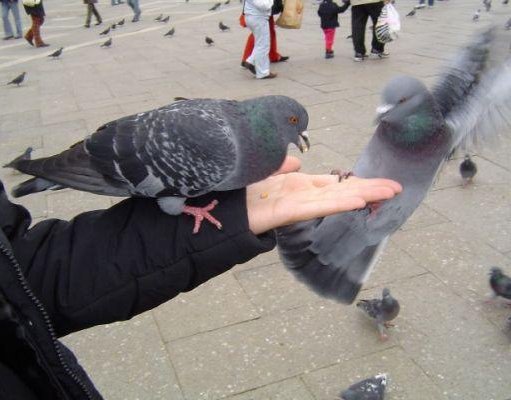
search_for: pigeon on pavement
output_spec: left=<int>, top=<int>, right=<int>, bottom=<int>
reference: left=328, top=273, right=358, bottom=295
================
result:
left=99, top=27, right=110, bottom=35
left=277, top=28, right=511, bottom=303
left=100, top=38, right=112, bottom=47
left=7, top=72, right=26, bottom=86
left=117, top=18, right=125, bottom=26
left=340, top=374, right=388, bottom=400
left=406, top=9, right=416, bottom=16
left=505, top=17, right=511, bottom=30
left=483, top=0, right=491, bottom=11
left=209, top=2, right=221, bottom=10
left=161, top=15, right=170, bottom=23
left=5, top=96, right=310, bottom=234
left=219, top=21, right=230, bottom=31
left=164, top=27, right=175, bottom=37
left=48, top=47, right=63, bottom=59
left=459, top=154, right=477, bottom=186
left=473, top=9, right=481, bottom=21
left=205, top=36, right=214, bottom=45
left=489, top=267, right=511, bottom=302
left=357, top=288, right=400, bottom=341
left=155, top=14, right=163, bottom=21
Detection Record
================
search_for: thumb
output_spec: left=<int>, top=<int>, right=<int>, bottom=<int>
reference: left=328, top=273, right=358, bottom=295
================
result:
left=272, top=156, right=302, bottom=175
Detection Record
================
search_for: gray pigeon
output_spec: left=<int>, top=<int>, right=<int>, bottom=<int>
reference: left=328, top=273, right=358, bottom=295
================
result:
left=340, top=374, right=388, bottom=400
left=277, top=28, right=511, bottom=303
left=489, top=267, right=511, bottom=301
left=219, top=21, right=230, bottom=31
left=205, top=36, right=214, bottom=45
left=7, top=72, right=26, bottom=86
left=160, top=15, right=170, bottom=23
left=504, top=0, right=509, bottom=4
left=101, top=38, right=112, bottom=48
left=357, top=288, right=399, bottom=341
left=406, top=9, right=416, bottom=17
left=473, top=9, right=481, bottom=21
left=155, top=14, right=163, bottom=21
left=117, top=18, right=125, bottom=26
left=505, top=17, right=511, bottom=30
left=99, top=27, right=110, bottom=35
left=459, top=154, right=477, bottom=185
left=483, top=0, right=491, bottom=11
left=5, top=96, right=309, bottom=233
left=164, top=27, right=175, bottom=37
left=209, top=2, right=221, bottom=10
left=48, top=47, right=63, bottom=59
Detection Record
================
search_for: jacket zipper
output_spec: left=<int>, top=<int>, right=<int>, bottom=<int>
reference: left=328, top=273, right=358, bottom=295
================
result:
left=0, top=241, right=94, bottom=400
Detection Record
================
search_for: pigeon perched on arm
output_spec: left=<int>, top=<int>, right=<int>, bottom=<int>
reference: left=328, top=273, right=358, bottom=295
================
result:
left=48, top=47, right=63, bottom=59
left=7, top=72, right=26, bottom=86
left=357, top=288, right=399, bottom=340
left=340, top=374, right=388, bottom=400
left=459, top=155, right=477, bottom=186
left=488, top=267, right=511, bottom=302
left=277, top=27, right=511, bottom=304
left=5, top=96, right=310, bottom=234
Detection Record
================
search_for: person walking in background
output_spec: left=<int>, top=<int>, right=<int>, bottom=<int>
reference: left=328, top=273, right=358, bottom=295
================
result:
left=83, top=0, right=102, bottom=28
left=23, top=0, right=49, bottom=47
left=241, top=0, right=289, bottom=66
left=317, top=0, right=350, bottom=58
left=242, top=0, right=277, bottom=79
left=350, top=0, right=387, bottom=62
left=1, top=0, right=23, bottom=40
left=415, top=0, right=434, bottom=9
left=127, top=0, right=141, bottom=22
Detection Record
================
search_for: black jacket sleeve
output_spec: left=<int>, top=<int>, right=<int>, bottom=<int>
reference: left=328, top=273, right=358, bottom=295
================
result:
left=6, top=190, right=275, bottom=337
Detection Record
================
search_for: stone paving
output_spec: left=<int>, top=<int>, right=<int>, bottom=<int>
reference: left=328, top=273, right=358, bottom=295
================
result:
left=1, top=0, right=511, bottom=398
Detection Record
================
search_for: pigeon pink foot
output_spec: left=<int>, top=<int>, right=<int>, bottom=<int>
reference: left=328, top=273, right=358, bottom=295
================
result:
left=183, top=200, right=223, bottom=234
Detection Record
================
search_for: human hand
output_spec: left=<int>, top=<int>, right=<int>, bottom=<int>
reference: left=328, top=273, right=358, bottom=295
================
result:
left=246, top=157, right=402, bottom=235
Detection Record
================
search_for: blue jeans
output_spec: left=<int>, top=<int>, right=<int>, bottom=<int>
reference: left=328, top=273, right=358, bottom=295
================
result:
left=419, top=0, right=434, bottom=5
left=127, top=0, right=141, bottom=16
left=1, top=1, right=23, bottom=38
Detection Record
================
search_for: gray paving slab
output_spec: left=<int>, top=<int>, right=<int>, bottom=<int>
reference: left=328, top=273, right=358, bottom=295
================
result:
left=1, top=0, right=511, bottom=398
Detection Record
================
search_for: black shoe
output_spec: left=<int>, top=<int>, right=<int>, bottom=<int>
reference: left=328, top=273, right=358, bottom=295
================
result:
left=95, top=21, right=102, bottom=26
left=36, top=43, right=50, bottom=48
left=84, top=24, right=90, bottom=28
left=325, top=50, right=334, bottom=59
left=276, top=55, right=289, bottom=62
left=241, top=61, right=256, bottom=75
left=370, top=48, right=389, bottom=58
left=3, top=35, right=14, bottom=40
left=260, top=72, right=277, bottom=79
left=353, top=53, right=365, bottom=62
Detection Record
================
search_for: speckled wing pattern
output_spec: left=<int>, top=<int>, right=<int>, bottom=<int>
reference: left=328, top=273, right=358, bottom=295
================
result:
left=84, top=100, right=238, bottom=198
left=357, top=299, right=382, bottom=320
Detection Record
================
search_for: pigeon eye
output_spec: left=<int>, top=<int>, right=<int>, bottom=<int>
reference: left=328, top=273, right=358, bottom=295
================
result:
left=288, top=116, right=299, bottom=125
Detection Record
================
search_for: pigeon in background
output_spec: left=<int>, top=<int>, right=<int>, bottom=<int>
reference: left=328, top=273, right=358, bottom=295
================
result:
left=224, top=0, right=230, bottom=4
left=483, top=0, right=491, bottom=11
left=346, top=34, right=352, bottom=39
left=209, top=2, right=221, bottom=10
left=473, top=9, right=481, bottom=21
left=3, top=147, right=32, bottom=168
left=155, top=14, right=163, bottom=21
left=4, top=96, right=310, bottom=234
left=219, top=21, right=230, bottom=31
left=111, top=23, right=117, bottom=30
left=504, top=0, right=509, bottom=4
left=7, top=72, right=26, bottom=86
left=459, top=154, right=477, bottom=186
left=161, top=15, right=170, bottom=23
left=117, top=18, right=125, bottom=26
left=100, top=38, right=112, bottom=47
left=277, top=28, right=511, bottom=304
left=357, top=288, right=400, bottom=341
left=48, top=47, right=63, bottom=59
left=164, top=27, right=175, bottom=37
left=99, top=27, right=110, bottom=35
left=340, top=374, right=388, bottom=400
left=205, top=36, right=214, bottom=45
left=505, top=17, right=511, bottom=30
left=488, top=267, right=511, bottom=302
left=406, top=9, right=416, bottom=16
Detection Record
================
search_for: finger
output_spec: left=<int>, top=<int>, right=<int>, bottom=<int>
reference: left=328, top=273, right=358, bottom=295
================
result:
left=272, top=156, right=301, bottom=175
left=341, top=177, right=402, bottom=193
left=313, top=185, right=398, bottom=204
left=287, top=197, right=368, bottom=222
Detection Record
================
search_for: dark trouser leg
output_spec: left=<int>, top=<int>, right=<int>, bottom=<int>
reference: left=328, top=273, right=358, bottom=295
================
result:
left=85, top=4, right=92, bottom=26
left=91, top=4, right=102, bottom=23
left=368, top=1, right=384, bottom=53
left=351, top=4, right=368, bottom=55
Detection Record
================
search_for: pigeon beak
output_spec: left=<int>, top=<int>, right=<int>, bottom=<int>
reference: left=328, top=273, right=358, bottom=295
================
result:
left=298, top=131, right=310, bottom=153
left=374, top=104, right=394, bottom=124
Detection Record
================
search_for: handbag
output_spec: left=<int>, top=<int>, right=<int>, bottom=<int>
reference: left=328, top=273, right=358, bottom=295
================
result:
left=276, top=0, right=304, bottom=29
left=22, top=0, right=41, bottom=6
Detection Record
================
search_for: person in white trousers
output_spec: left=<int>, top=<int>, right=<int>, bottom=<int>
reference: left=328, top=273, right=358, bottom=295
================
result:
left=242, top=0, right=277, bottom=79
